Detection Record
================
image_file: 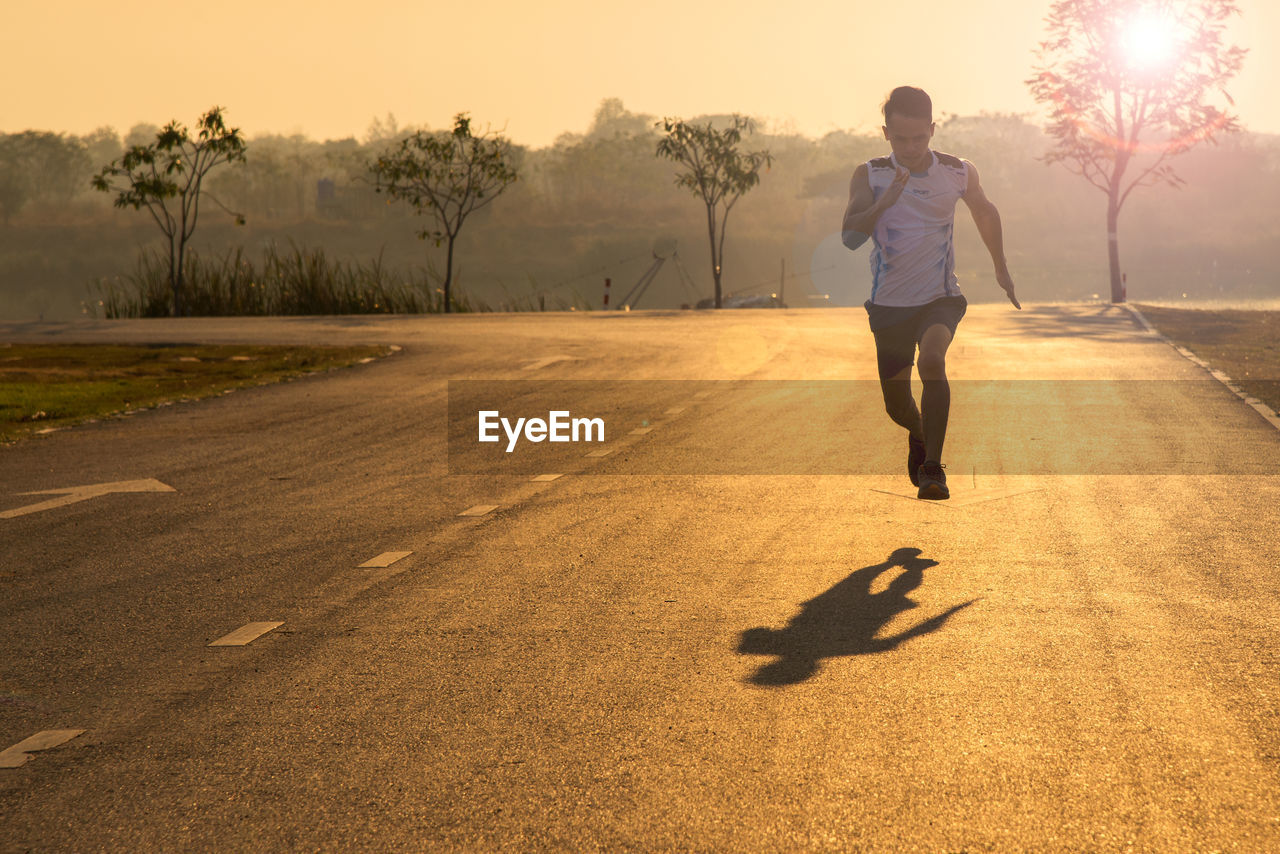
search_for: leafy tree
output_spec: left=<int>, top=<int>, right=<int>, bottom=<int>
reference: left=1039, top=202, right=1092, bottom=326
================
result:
left=587, top=98, right=656, bottom=139
left=1027, top=0, right=1246, bottom=302
left=92, top=107, right=247, bottom=316
left=370, top=113, right=519, bottom=313
left=124, top=123, right=161, bottom=149
left=655, top=115, right=771, bottom=308
left=80, top=127, right=123, bottom=170
left=540, top=100, right=670, bottom=222
left=0, top=131, right=92, bottom=224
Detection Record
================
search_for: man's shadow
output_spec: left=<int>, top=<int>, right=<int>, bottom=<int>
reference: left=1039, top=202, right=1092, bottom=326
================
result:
left=737, top=547, right=977, bottom=687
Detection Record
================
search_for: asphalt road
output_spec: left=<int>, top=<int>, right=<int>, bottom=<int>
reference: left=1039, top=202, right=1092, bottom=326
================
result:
left=2, top=304, right=1279, bottom=851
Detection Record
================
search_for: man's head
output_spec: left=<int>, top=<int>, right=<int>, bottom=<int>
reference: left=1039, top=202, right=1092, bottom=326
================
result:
left=882, top=86, right=935, bottom=172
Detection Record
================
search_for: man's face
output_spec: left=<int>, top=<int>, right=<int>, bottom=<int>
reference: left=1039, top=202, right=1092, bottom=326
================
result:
left=882, top=114, right=935, bottom=171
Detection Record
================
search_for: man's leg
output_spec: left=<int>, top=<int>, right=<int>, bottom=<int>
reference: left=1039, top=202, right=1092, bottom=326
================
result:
left=916, top=322, right=955, bottom=463
left=873, top=324, right=927, bottom=485
left=872, top=325, right=924, bottom=439
left=879, top=365, right=924, bottom=438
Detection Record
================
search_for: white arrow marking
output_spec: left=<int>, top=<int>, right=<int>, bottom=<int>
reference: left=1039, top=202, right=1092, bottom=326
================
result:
left=0, top=729, right=85, bottom=769
left=870, top=487, right=1043, bottom=508
left=1, top=478, right=176, bottom=520
left=521, top=355, right=580, bottom=371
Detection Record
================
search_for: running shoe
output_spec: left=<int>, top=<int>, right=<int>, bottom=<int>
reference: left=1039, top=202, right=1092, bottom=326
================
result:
left=908, top=435, right=926, bottom=487
left=917, top=461, right=949, bottom=500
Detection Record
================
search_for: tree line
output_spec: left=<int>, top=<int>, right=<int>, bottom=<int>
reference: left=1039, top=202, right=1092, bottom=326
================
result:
left=0, top=0, right=1269, bottom=317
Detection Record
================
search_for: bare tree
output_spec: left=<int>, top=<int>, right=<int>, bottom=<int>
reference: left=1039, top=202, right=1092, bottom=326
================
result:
left=1027, top=0, right=1246, bottom=302
left=655, top=115, right=771, bottom=309
left=370, top=114, right=519, bottom=313
left=92, top=107, right=246, bottom=316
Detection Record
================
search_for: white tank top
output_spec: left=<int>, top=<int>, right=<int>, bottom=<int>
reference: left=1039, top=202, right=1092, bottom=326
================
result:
left=865, top=150, right=969, bottom=306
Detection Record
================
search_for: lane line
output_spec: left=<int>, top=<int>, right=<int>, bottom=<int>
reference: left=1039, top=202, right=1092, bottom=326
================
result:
left=0, top=730, right=85, bottom=769
left=209, top=621, right=284, bottom=647
left=358, top=551, right=413, bottom=568
left=629, top=427, right=654, bottom=436
left=1127, top=305, right=1280, bottom=434
left=664, top=407, right=687, bottom=416
left=458, top=504, right=499, bottom=517
left=585, top=449, right=614, bottom=458
left=530, top=474, right=563, bottom=482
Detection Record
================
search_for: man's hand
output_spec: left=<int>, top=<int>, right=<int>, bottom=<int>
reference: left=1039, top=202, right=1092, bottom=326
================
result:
left=843, top=164, right=909, bottom=245
left=879, top=167, right=910, bottom=211
left=996, top=268, right=1020, bottom=310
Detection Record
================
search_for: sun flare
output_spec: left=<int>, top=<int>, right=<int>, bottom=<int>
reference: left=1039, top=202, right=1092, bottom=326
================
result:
left=1121, top=11, right=1180, bottom=69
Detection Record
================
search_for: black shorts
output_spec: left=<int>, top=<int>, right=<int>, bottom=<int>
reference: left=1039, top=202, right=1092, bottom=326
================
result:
left=866, top=295, right=967, bottom=380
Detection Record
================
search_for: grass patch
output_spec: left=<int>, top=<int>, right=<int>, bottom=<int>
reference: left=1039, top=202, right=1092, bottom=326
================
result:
left=86, top=243, right=511, bottom=317
left=1135, top=304, right=1280, bottom=416
left=0, top=342, right=390, bottom=443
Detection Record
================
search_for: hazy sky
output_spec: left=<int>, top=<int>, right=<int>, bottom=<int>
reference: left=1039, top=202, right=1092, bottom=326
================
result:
left=3, top=0, right=1276, bottom=146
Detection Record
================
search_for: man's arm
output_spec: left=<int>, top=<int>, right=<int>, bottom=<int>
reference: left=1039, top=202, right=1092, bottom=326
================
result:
left=961, top=162, right=1020, bottom=309
left=842, top=162, right=908, bottom=250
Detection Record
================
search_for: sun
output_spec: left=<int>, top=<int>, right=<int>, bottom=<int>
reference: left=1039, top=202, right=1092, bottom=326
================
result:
left=1121, top=10, right=1180, bottom=70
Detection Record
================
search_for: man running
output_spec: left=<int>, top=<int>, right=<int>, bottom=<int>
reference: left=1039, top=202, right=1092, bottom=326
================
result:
left=842, top=85, right=1019, bottom=500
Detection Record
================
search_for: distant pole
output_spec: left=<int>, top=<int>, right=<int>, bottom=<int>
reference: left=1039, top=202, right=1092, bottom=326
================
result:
left=779, top=258, right=785, bottom=307
left=603, top=277, right=611, bottom=310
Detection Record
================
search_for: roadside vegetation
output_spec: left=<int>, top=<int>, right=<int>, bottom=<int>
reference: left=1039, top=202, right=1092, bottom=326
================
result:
left=0, top=343, right=390, bottom=443
left=86, top=243, right=555, bottom=317
left=6, top=100, right=1280, bottom=321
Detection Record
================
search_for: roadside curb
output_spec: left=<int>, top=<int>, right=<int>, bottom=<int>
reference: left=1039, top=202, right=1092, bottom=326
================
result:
left=1125, top=304, right=1280, bottom=435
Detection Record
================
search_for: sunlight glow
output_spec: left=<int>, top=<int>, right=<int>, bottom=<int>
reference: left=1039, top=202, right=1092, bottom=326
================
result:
left=1121, top=10, right=1180, bottom=70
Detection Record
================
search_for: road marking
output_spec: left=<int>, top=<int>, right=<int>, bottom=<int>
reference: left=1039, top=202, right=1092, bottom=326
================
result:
left=358, top=551, right=413, bottom=568
left=585, top=449, right=614, bottom=458
left=0, top=730, right=85, bottom=769
left=871, top=487, right=1042, bottom=508
left=1, top=478, right=176, bottom=520
left=521, top=355, right=580, bottom=371
left=458, top=504, right=499, bottom=516
left=209, top=621, right=284, bottom=647
left=531, top=474, right=563, bottom=482
left=629, top=427, right=654, bottom=436
left=1127, top=305, right=1280, bottom=434
left=693, top=391, right=712, bottom=400
left=664, top=407, right=687, bottom=416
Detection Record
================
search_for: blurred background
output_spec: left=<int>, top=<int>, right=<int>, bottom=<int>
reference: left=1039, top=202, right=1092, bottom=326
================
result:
left=1, top=0, right=1276, bottom=318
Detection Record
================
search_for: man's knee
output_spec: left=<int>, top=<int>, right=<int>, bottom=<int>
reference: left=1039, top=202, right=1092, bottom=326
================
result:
left=917, top=350, right=947, bottom=379
left=881, top=382, right=917, bottom=419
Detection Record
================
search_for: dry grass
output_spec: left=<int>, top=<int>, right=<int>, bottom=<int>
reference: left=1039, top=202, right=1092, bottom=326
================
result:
left=0, top=342, right=390, bottom=443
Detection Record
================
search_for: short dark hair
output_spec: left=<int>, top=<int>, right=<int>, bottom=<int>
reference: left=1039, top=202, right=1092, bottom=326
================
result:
left=882, top=86, right=932, bottom=123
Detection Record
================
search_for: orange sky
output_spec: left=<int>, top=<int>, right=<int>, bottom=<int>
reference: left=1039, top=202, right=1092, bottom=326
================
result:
left=2, top=0, right=1275, bottom=146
